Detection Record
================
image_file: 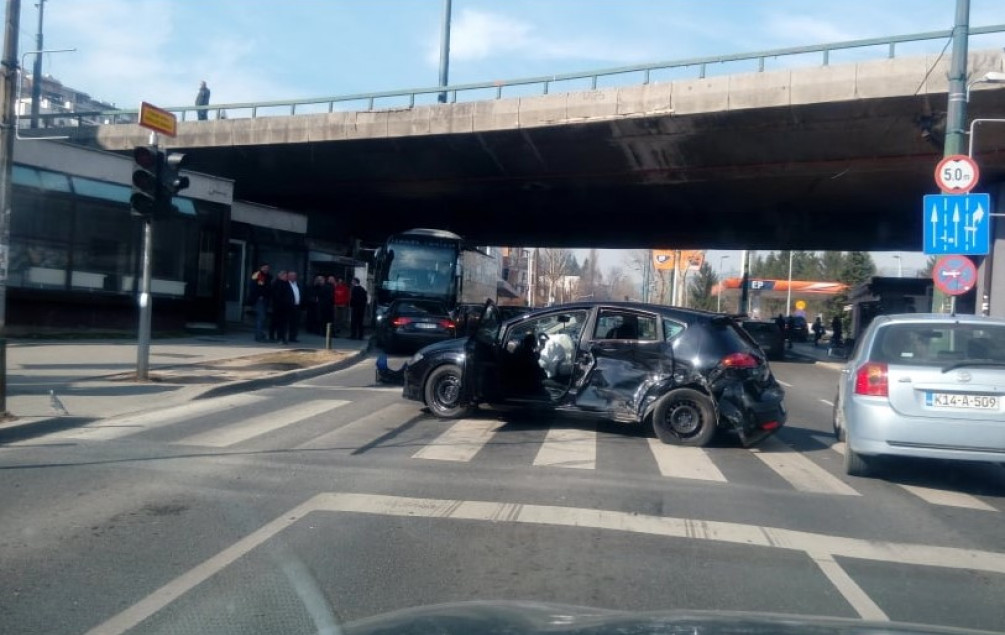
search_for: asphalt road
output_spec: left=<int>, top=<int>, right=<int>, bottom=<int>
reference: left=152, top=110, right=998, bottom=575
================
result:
left=1, top=353, right=1004, bottom=634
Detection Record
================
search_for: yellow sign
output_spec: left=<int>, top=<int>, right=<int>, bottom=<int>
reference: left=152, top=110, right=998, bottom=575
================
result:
left=139, top=101, right=178, bottom=137
left=681, top=250, right=705, bottom=271
left=795, top=300, right=807, bottom=310
left=652, top=250, right=676, bottom=271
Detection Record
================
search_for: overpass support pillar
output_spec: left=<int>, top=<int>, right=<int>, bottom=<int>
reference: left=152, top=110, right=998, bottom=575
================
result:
left=976, top=182, right=1005, bottom=318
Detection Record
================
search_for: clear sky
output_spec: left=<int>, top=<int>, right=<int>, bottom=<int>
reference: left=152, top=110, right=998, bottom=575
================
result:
left=28, top=0, right=1005, bottom=278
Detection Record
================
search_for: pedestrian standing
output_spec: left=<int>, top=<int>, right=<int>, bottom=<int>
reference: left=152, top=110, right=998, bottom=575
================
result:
left=195, top=81, right=211, bottom=121
left=349, top=277, right=368, bottom=340
left=247, top=263, right=272, bottom=342
left=270, top=270, right=289, bottom=342
left=320, top=276, right=336, bottom=334
left=831, top=315, right=843, bottom=348
left=784, top=315, right=794, bottom=349
left=305, top=275, right=324, bottom=335
left=812, top=316, right=825, bottom=347
left=287, top=271, right=303, bottom=343
left=333, top=277, right=350, bottom=337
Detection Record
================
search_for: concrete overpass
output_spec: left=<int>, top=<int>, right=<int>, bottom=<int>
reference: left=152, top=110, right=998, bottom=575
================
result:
left=40, top=41, right=1005, bottom=252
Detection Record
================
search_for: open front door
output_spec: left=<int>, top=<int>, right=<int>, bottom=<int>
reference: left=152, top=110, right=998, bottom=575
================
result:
left=488, top=308, right=590, bottom=404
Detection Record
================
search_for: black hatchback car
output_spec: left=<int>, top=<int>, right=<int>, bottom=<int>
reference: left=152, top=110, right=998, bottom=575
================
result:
left=376, top=299, right=456, bottom=353
left=403, top=302, right=786, bottom=447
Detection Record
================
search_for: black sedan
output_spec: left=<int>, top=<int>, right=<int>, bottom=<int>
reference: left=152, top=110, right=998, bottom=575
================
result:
left=403, top=302, right=786, bottom=447
left=376, top=299, right=456, bottom=353
left=741, top=319, right=785, bottom=361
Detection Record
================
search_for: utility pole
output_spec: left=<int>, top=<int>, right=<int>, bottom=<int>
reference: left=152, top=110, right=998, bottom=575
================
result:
left=437, top=0, right=452, bottom=103
left=943, top=0, right=970, bottom=156
left=0, top=0, right=21, bottom=416
left=29, top=0, right=43, bottom=129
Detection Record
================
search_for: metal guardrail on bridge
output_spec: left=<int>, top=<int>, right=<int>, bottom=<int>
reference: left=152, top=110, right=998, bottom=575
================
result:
left=24, top=24, right=1005, bottom=127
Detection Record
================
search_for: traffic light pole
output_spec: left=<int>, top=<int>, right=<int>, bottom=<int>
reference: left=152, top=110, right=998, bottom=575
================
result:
left=0, top=0, right=21, bottom=417
left=136, top=132, right=157, bottom=380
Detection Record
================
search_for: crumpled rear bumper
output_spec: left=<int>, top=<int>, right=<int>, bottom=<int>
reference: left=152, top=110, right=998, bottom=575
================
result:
left=716, top=383, right=787, bottom=447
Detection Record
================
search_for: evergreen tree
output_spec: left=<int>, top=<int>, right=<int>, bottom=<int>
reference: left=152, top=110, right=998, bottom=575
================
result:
left=688, top=262, right=718, bottom=311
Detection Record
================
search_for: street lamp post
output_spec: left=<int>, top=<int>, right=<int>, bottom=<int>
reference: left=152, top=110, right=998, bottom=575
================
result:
left=717, top=255, right=729, bottom=312
left=785, top=251, right=794, bottom=316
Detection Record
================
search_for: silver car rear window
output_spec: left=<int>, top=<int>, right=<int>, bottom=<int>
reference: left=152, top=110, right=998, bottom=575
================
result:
left=870, top=323, right=1005, bottom=365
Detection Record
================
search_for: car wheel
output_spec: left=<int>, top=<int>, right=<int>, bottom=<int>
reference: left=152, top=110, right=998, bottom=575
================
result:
left=652, top=388, right=717, bottom=447
left=843, top=433, right=871, bottom=477
left=832, top=393, right=844, bottom=441
left=424, top=364, right=473, bottom=419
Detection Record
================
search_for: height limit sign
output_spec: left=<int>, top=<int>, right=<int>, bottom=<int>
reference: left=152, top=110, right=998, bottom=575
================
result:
left=935, top=154, right=979, bottom=193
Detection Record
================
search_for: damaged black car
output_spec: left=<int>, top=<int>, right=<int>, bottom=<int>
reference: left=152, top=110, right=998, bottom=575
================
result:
left=401, top=302, right=786, bottom=447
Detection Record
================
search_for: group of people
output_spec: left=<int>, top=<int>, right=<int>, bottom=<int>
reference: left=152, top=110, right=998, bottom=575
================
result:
left=774, top=314, right=843, bottom=348
left=247, top=264, right=368, bottom=344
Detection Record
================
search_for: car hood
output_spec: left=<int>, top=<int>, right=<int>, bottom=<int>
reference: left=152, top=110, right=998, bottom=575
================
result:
left=344, top=601, right=992, bottom=635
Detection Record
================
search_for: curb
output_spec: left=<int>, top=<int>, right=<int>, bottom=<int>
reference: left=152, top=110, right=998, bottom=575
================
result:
left=194, top=340, right=374, bottom=399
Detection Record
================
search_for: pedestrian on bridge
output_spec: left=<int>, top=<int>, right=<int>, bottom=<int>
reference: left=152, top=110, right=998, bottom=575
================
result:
left=195, top=81, right=210, bottom=121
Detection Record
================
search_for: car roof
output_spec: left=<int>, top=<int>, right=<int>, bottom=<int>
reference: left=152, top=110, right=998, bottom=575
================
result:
left=510, top=301, right=722, bottom=322
left=870, top=313, right=1005, bottom=327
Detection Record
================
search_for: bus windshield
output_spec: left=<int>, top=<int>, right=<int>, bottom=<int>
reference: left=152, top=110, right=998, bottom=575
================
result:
left=381, top=242, right=456, bottom=299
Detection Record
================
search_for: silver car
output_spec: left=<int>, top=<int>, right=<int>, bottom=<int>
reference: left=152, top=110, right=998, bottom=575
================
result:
left=833, top=313, right=1005, bottom=477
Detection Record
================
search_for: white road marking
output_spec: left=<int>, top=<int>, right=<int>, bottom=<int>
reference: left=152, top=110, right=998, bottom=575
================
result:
left=750, top=436, right=859, bottom=496
left=808, top=551, right=888, bottom=620
left=174, top=400, right=349, bottom=447
left=289, top=385, right=403, bottom=393
left=96, top=491, right=1005, bottom=633
left=812, top=436, right=997, bottom=512
left=296, top=402, right=417, bottom=450
left=84, top=497, right=320, bottom=635
left=533, top=424, right=596, bottom=470
left=647, top=439, right=726, bottom=482
left=11, top=394, right=265, bottom=445
left=777, top=380, right=793, bottom=388
left=412, top=418, right=503, bottom=462
left=819, top=399, right=834, bottom=407
left=896, top=484, right=997, bottom=512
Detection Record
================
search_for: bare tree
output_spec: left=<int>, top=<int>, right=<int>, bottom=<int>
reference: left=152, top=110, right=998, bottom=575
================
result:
left=537, top=248, right=576, bottom=305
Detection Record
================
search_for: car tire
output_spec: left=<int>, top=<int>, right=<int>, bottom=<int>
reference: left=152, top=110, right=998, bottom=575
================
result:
left=652, top=388, right=717, bottom=447
left=424, top=364, right=473, bottom=419
left=832, top=393, right=844, bottom=441
left=844, top=437, right=872, bottom=477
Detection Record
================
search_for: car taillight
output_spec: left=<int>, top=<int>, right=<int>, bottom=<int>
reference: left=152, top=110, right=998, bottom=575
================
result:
left=722, top=352, right=758, bottom=369
left=855, top=362, right=888, bottom=397
left=439, top=319, right=455, bottom=330
left=392, top=317, right=412, bottom=327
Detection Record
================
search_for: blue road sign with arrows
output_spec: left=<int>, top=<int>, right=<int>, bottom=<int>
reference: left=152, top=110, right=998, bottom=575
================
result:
left=922, top=193, right=991, bottom=255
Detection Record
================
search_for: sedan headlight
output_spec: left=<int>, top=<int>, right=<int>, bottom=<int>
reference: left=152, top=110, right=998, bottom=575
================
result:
left=409, top=352, right=424, bottom=365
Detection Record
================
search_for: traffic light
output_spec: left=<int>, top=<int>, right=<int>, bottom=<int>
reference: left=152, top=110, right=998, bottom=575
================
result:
left=160, top=152, right=190, bottom=198
left=130, top=145, right=161, bottom=217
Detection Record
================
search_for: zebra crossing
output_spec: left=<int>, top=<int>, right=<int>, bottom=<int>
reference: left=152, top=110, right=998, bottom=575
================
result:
left=6, top=391, right=1003, bottom=513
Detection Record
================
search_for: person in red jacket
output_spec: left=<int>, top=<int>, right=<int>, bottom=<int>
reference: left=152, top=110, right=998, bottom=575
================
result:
left=333, top=278, right=350, bottom=337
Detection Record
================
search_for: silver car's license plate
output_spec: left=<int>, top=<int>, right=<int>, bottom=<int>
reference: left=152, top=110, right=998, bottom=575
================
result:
left=925, top=392, right=1000, bottom=411
left=414, top=323, right=437, bottom=330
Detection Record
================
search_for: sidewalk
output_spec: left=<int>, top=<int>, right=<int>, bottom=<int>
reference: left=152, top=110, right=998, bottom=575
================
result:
left=2, top=328, right=371, bottom=435
left=786, top=340, right=848, bottom=369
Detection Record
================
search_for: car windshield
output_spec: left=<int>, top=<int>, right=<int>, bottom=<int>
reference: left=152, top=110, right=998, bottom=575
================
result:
left=9, top=4, right=1005, bottom=635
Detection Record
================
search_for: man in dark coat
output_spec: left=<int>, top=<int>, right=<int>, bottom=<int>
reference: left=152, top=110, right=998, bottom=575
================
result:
left=195, top=81, right=210, bottom=120
left=349, top=277, right=368, bottom=340
left=247, top=263, right=272, bottom=342
left=270, top=271, right=290, bottom=343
